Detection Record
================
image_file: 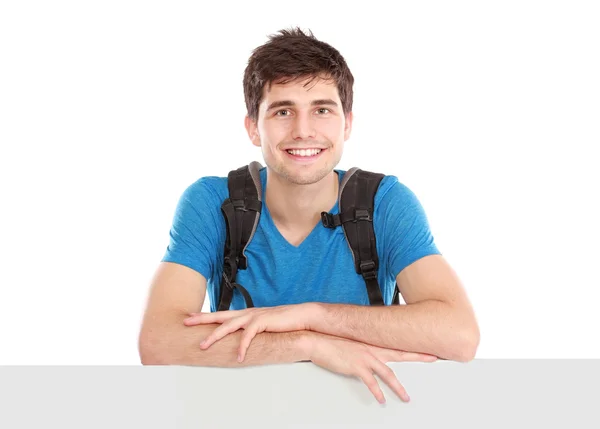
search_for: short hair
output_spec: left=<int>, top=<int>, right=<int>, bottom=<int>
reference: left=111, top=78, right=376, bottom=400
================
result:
left=243, top=27, right=354, bottom=122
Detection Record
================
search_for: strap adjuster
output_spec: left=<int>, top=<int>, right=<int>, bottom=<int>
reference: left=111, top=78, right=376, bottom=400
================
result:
left=321, top=211, right=340, bottom=228
left=355, top=209, right=372, bottom=222
left=228, top=197, right=261, bottom=213
left=360, top=260, right=377, bottom=279
left=232, top=199, right=248, bottom=212
left=224, top=254, right=246, bottom=271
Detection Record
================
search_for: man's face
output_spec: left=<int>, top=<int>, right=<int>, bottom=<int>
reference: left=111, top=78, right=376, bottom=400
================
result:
left=245, top=76, right=353, bottom=186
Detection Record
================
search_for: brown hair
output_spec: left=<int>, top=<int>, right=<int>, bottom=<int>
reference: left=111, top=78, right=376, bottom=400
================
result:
left=243, top=27, right=354, bottom=122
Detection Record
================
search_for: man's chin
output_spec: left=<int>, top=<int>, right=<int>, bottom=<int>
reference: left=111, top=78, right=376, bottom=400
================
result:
left=277, top=166, right=332, bottom=186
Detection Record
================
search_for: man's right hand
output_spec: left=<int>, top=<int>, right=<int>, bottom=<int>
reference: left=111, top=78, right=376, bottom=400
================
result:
left=301, top=332, right=437, bottom=404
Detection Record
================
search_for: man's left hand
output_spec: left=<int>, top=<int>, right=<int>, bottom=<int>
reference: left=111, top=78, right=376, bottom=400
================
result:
left=183, top=303, right=320, bottom=362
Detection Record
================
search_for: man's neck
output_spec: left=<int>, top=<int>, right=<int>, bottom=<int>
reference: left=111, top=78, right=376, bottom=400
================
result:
left=264, top=169, right=339, bottom=229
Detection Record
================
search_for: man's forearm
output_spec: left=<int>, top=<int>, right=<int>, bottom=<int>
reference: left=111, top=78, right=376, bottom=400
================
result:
left=140, top=316, right=310, bottom=367
left=310, top=300, right=479, bottom=362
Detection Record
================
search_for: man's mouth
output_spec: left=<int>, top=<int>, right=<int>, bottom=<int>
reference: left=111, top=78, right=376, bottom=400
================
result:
left=285, top=148, right=323, bottom=157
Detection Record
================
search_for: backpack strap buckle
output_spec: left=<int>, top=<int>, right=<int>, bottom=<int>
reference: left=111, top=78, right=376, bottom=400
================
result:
left=321, top=211, right=341, bottom=228
left=354, top=208, right=372, bottom=222
left=360, top=260, right=377, bottom=279
left=232, top=199, right=248, bottom=212
left=231, top=197, right=262, bottom=213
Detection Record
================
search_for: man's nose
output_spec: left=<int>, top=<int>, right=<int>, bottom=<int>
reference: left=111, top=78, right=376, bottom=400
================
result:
left=291, top=112, right=316, bottom=140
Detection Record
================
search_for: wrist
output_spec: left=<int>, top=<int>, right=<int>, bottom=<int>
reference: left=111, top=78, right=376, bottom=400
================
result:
left=295, top=330, right=318, bottom=361
left=306, top=302, right=326, bottom=332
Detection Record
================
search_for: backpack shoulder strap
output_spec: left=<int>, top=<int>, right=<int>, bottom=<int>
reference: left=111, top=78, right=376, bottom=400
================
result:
left=217, top=161, right=263, bottom=311
left=321, top=168, right=400, bottom=306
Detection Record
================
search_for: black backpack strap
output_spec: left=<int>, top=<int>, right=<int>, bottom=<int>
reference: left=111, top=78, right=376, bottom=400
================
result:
left=321, top=168, right=400, bottom=306
left=217, top=161, right=263, bottom=311
left=392, top=286, right=400, bottom=305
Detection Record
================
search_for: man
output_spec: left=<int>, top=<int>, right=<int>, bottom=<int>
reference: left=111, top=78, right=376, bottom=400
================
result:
left=138, top=27, right=480, bottom=404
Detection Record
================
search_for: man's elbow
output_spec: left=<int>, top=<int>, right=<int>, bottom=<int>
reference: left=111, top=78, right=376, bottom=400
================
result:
left=452, top=323, right=480, bottom=362
left=139, top=346, right=166, bottom=365
left=138, top=332, right=176, bottom=366
left=139, top=339, right=162, bottom=365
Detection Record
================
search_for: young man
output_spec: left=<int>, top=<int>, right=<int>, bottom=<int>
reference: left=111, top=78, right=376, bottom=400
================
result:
left=138, top=28, right=480, bottom=404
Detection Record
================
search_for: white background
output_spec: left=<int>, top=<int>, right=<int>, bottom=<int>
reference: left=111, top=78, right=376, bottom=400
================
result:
left=0, top=0, right=598, bottom=364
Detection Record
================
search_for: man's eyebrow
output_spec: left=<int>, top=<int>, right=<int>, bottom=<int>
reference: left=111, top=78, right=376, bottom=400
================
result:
left=266, top=99, right=339, bottom=111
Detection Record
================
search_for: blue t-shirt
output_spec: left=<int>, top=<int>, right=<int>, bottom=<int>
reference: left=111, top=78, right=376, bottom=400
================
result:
left=162, top=166, right=441, bottom=311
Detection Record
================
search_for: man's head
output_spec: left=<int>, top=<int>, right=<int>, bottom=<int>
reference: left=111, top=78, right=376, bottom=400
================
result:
left=243, top=28, right=354, bottom=186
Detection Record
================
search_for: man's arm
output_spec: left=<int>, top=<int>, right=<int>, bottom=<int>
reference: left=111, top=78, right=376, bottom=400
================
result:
left=311, top=255, right=480, bottom=362
left=142, top=320, right=309, bottom=367
left=186, top=255, right=480, bottom=363
left=138, top=262, right=310, bottom=366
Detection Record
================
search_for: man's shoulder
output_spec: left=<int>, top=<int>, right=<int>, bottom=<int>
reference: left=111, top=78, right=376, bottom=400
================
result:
left=184, top=165, right=266, bottom=196
left=376, top=174, right=412, bottom=201
left=179, top=174, right=229, bottom=208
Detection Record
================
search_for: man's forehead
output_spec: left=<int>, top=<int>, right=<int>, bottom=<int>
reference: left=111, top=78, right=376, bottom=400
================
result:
left=261, top=77, right=340, bottom=104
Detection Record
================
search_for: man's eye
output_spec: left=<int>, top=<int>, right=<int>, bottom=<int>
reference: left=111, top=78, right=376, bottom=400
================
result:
left=317, top=108, right=330, bottom=114
left=276, top=110, right=290, bottom=116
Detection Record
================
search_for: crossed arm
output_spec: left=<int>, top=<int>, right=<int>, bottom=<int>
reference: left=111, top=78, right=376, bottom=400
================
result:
left=139, top=255, right=479, bottom=403
left=184, top=254, right=480, bottom=362
left=139, top=254, right=479, bottom=366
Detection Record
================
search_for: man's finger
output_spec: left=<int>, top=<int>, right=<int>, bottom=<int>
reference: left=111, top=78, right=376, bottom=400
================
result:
left=357, top=369, right=386, bottom=404
left=185, top=309, right=250, bottom=325
left=237, top=322, right=261, bottom=362
left=199, top=317, right=247, bottom=349
left=370, top=358, right=410, bottom=402
left=184, top=313, right=227, bottom=326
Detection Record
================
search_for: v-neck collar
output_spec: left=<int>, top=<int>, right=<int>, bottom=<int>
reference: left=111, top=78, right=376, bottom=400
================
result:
left=260, top=168, right=342, bottom=251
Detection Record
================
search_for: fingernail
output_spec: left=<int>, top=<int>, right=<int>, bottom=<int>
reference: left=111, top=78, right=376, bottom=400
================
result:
left=200, top=339, right=206, bottom=346
left=237, top=354, right=242, bottom=362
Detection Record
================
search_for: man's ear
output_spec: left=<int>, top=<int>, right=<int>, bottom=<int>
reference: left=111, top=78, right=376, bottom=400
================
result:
left=245, top=115, right=260, bottom=147
left=344, top=111, right=353, bottom=141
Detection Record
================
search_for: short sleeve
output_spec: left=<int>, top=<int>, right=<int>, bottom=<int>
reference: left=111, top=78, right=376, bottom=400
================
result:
left=376, top=177, right=441, bottom=278
left=161, top=178, right=225, bottom=282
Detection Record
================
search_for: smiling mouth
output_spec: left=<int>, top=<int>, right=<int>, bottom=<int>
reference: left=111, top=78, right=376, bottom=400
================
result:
left=285, top=148, right=325, bottom=157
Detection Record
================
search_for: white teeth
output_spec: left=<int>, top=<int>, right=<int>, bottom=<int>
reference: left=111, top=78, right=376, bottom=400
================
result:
left=286, top=149, right=322, bottom=157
